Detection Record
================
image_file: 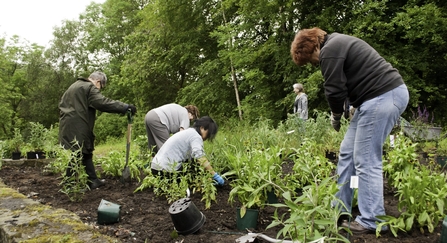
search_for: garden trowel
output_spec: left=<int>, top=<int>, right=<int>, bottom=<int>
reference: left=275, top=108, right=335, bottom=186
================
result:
left=121, top=109, right=133, bottom=184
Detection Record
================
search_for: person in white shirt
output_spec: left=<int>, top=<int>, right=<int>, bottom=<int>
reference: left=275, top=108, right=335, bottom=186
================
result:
left=150, top=116, right=224, bottom=186
left=145, top=103, right=199, bottom=155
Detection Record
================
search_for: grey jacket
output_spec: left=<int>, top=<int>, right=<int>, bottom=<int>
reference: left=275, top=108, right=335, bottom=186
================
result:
left=293, top=93, right=308, bottom=120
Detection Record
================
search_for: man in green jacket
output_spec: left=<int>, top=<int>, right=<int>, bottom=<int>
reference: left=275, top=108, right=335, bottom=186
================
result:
left=59, top=71, right=137, bottom=190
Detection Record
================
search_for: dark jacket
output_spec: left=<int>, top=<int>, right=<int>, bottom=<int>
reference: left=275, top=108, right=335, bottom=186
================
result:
left=58, top=78, right=128, bottom=154
left=320, top=33, right=404, bottom=114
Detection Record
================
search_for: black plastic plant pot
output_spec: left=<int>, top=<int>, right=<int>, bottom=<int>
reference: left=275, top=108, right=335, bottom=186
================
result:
left=36, top=151, right=46, bottom=159
left=27, top=152, right=37, bottom=160
left=12, top=152, right=21, bottom=160
left=169, top=197, right=206, bottom=235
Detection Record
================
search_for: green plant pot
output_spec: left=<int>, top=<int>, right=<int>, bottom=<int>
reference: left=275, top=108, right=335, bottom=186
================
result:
left=236, top=208, right=259, bottom=231
left=437, top=156, right=447, bottom=169
left=267, top=190, right=278, bottom=204
left=441, top=215, right=447, bottom=243
left=97, top=199, right=121, bottom=225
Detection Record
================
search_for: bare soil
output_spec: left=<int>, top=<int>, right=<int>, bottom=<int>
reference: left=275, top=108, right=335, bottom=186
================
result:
left=0, top=163, right=442, bottom=243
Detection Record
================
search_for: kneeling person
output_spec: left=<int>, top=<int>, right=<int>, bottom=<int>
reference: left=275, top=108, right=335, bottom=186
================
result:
left=150, top=116, right=224, bottom=185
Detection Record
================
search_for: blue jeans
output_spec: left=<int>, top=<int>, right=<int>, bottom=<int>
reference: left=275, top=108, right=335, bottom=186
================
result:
left=335, top=84, right=409, bottom=229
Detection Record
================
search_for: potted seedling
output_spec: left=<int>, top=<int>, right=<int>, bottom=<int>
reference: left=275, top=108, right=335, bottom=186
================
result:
left=227, top=146, right=284, bottom=231
left=27, top=122, right=48, bottom=159
left=229, top=177, right=264, bottom=231
left=9, top=128, right=24, bottom=160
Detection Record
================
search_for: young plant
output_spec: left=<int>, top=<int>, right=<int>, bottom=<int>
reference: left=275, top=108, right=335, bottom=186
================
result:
left=267, top=176, right=350, bottom=243
left=437, top=136, right=447, bottom=157
left=43, top=144, right=73, bottom=175
left=97, top=150, right=142, bottom=182
left=27, top=122, right=49, bottom=152
left=382, top=133, right=447, bottom=235
left=42, top=124, right=60, bottom=158
left=8, top=128, right=24, bottom=153
left=0, top=140, right=5, bottom=166
left=227, top=146, right=285, bottom=216
left=284, top=139, right=336, bottom=192
left=59, top=142, right=89, bottom=202
left=188, top=166, right=218, bottom=209
left=136, top=163, right=218, bottom=209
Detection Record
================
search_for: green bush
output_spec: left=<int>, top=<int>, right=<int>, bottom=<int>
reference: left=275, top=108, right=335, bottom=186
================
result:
left=94, top=113, right=127, bottom=145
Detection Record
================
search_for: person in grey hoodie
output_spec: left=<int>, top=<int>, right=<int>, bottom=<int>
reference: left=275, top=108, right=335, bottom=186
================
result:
left=291, top=27, right=409, bottom=234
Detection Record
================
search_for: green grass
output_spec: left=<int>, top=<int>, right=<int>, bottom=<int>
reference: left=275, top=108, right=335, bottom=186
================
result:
left=94, top=137, right=128, bottom=158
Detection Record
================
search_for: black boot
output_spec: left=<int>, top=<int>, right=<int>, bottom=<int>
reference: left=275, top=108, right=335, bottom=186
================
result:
left=89, top=179, right=105, bottom=189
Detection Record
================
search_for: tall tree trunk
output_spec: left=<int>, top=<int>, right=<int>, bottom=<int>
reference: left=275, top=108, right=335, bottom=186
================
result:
left=222, top=2, right=242, bottom=120
left=230, top=58, right=243, bottom=120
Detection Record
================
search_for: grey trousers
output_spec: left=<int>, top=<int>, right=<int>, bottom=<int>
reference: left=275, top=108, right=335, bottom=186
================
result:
left=144, top=110, right=170, bottom=154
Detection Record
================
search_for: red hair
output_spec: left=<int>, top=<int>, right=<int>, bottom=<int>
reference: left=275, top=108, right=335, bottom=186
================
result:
left=290, top=27, right=327, bottom=66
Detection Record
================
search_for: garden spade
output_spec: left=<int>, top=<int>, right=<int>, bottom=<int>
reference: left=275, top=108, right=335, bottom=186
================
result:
left=121, top=109, right=133, bottom=184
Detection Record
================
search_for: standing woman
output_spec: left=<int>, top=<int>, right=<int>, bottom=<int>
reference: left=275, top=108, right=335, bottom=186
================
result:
left=145, top=103, right=199, bottom=155
left=290, top=27, right=409, bottom=234
left=293, top=83, right=308, bottom=120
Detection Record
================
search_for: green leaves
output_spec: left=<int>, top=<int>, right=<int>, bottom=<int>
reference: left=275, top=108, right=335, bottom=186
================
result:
left=384, top=133, right=447, bottom=234
left=136, top=164, right=218, bottom=209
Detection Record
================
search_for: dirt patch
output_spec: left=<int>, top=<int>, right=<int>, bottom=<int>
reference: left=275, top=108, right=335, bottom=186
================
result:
left=0, top=164, right=442, bottom=243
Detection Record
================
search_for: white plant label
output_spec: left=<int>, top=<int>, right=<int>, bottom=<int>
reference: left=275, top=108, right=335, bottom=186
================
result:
left=390, top=135, right=395, bottom=147
left=350, top=176, right=359, bottom=188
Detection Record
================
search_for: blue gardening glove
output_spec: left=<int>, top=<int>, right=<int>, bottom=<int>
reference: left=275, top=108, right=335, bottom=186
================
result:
left=330, top=112, right=342, bottom=132
left=212, top=172, right=225, bottom=186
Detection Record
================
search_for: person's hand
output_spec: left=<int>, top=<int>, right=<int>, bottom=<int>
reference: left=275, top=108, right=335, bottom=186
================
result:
left=128, top=104, right=137, bottom=115
left=349, top=106, right=356, bottom=118
left=330, top=112, right=342, bottom=132
left=212, top=172, right=225, bottom=186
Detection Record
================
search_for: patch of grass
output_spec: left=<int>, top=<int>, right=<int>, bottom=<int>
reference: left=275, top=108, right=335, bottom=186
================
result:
left=94, top=137, right=126, bottom=158
left=0, top=187, right=27, bottom=198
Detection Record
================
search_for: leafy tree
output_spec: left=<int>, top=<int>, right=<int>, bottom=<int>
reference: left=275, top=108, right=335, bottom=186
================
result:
left=345, top=0, right=447, bottom=124
left=0, top=37, right=32, bottom=137
left=121, top=0, right=221, bottom=112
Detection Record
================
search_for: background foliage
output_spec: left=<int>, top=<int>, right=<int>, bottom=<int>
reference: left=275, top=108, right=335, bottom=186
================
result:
left=0, top=0, right=446, bottom=142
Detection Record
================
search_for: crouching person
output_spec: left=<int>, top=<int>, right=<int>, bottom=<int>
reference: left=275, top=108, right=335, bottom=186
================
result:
left=150, top=116, right=224, bottom=186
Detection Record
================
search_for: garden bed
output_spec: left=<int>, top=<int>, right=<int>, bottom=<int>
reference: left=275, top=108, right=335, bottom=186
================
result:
left=0, top=165, right=442, bottom=243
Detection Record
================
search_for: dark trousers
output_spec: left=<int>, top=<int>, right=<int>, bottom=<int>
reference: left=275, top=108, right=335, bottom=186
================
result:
left=66, top=153, right=97, bottom=182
